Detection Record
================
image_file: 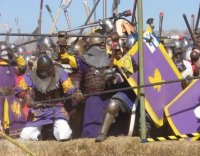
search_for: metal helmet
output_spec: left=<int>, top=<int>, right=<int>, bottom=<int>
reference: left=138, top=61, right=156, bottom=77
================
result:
left=9, top=43, right=17, bottom=52
left=101, top=18, right=114, bottom=33
left=173, top=40, right=182, bottom=49
left=0, top=41, right=9, bottom=61
left=17, top=46, right=27, bottom=53
left=73, top=39, right=86, bottom=55
left=182, top=46, right=193, bottom=61
left=125, top=33, right=138, bottom=50
left=36, top=37, right=55, bottom=54
left=85, top=33, right=105, bottom=48
left=36, top=54, right=54, bottom=79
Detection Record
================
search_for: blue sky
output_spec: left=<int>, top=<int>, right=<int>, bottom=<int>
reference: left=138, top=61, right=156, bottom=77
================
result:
left=0, top=0, right=199, bottom=35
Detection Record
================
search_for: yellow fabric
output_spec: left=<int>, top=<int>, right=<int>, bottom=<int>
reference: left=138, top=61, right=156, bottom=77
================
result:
left=11, top=100, right=21, bottom=118
left=18, top=77, right=29, bottom=90
left=0, top=60, right=9, bottom=65
left=60, top=52, right=78, bottom=68
left=62, top=77, right=74, bottom=93
left=3, top=98, right=9, bottom=129
left=16, top=56, right=26, bottom=67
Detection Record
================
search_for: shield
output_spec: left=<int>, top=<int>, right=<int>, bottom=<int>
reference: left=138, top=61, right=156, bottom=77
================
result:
left=117, top=26, right=183, bottom=127
left=164, top=79, right=200, bottom=140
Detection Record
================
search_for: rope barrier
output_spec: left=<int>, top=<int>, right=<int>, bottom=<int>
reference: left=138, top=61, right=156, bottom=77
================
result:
left=0, top=131, right=37, bottom=156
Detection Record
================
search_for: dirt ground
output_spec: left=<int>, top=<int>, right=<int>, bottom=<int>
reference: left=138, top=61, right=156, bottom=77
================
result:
left=1, top=136, right=200, bottom=156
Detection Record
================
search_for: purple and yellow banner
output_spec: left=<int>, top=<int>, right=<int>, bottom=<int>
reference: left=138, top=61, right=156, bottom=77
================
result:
left=117, top=27, right=183, bottom=127
left=165, top=79, right=200, bottom=140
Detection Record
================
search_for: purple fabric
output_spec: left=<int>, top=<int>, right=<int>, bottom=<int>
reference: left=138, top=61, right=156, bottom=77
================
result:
left=0, top=66, right=27, bottom=135
left=0, top=66, right=15, bottom=87
left=165, top=80, right=200, bottom=135
left=25, top=105, right=68, bottom=127
left=81, top=95, right=110, bottom=138
left=15, top=68, right=74, bottom=128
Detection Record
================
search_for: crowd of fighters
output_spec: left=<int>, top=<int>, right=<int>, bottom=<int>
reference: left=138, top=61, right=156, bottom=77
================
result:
left=1, top=14, right=200, bottom=142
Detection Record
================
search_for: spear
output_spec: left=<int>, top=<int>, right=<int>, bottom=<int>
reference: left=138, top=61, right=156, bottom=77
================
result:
left=45, top=4, right=59, bottom=32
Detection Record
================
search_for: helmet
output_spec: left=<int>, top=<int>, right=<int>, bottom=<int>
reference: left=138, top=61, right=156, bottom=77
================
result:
left=0, top=41, right=9, bottom=61
left=0, top=41, right=9, bottom=51
left=36, top=54, right=54, bottom=79
left=190, top=49, right=200, bottom=63
left=101, top=19, right=114, bottom=33
left=146, top=18, right=154, bottom=25
left=182, top=46, right=193, bottom=61
left=9, top=43, right=17, bottom=52
left=17, top=46, right=27, bottom=53
left=85, top=33, right=105, bottom=48
left=125, top=33, right=138, bottom=50
left=173, top=40, right=182, bottom=49
left=73, top=39, right=86, bottom=55
left=36, top=37, right=55, bottom=54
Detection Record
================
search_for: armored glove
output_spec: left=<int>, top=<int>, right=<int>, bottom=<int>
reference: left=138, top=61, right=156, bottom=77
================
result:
left=104, top=68, right=124, bottom=85
left=24, top=93, right=35, bottom=108
left=72, top=90, right=85, bottom=104
left=104, top=68, right=116, bottom=84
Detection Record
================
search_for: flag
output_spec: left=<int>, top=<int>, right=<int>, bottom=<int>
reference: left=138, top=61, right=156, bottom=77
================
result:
left=60, top=0, right=72, bottom=9
left=117, top=26, right=183, bottom=127
left=164, top=79, right=200, bottom=140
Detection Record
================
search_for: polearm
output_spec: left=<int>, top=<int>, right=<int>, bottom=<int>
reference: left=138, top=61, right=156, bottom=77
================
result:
left=191, top=14, right=195, bottom=32
left=93, top=0, right=97, bottom=22
left=15, top=18, right=22, bottom=43
left=83, top=0, right=95, bottom=32
left=112, top=0, right=120, bottom=16
left=0, top=32, right=111, bottom=38
left=183, top=14, right=196, bottom=44
left=103, top=0, right=107, bottom=19
left=64, top=9, right=72, bottom=31
left=38, top=0, right=44, bottom=34
left=0, top=22, right=103, bottom=37
left=49, top=0, right=64, bottom=34
left=195, top=4, right=200, bottom=31
left=72, top=0, right=100, bottom=49
left=49, top=0, right=72, bottom=34
left=5, top=28, right=12, bottom=43
left=131, top=0, right=137, bottom=25
left=158, top=12, right=164, bottom=37
left=0, top=38, right=40, bottom=52
left=45, top=4, right=59, bottom=32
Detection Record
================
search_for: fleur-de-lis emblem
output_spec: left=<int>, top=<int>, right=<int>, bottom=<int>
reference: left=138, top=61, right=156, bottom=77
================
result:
left=148, top=68, right=165, bottom=92
left=11, top=101, right=21, bottom=118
